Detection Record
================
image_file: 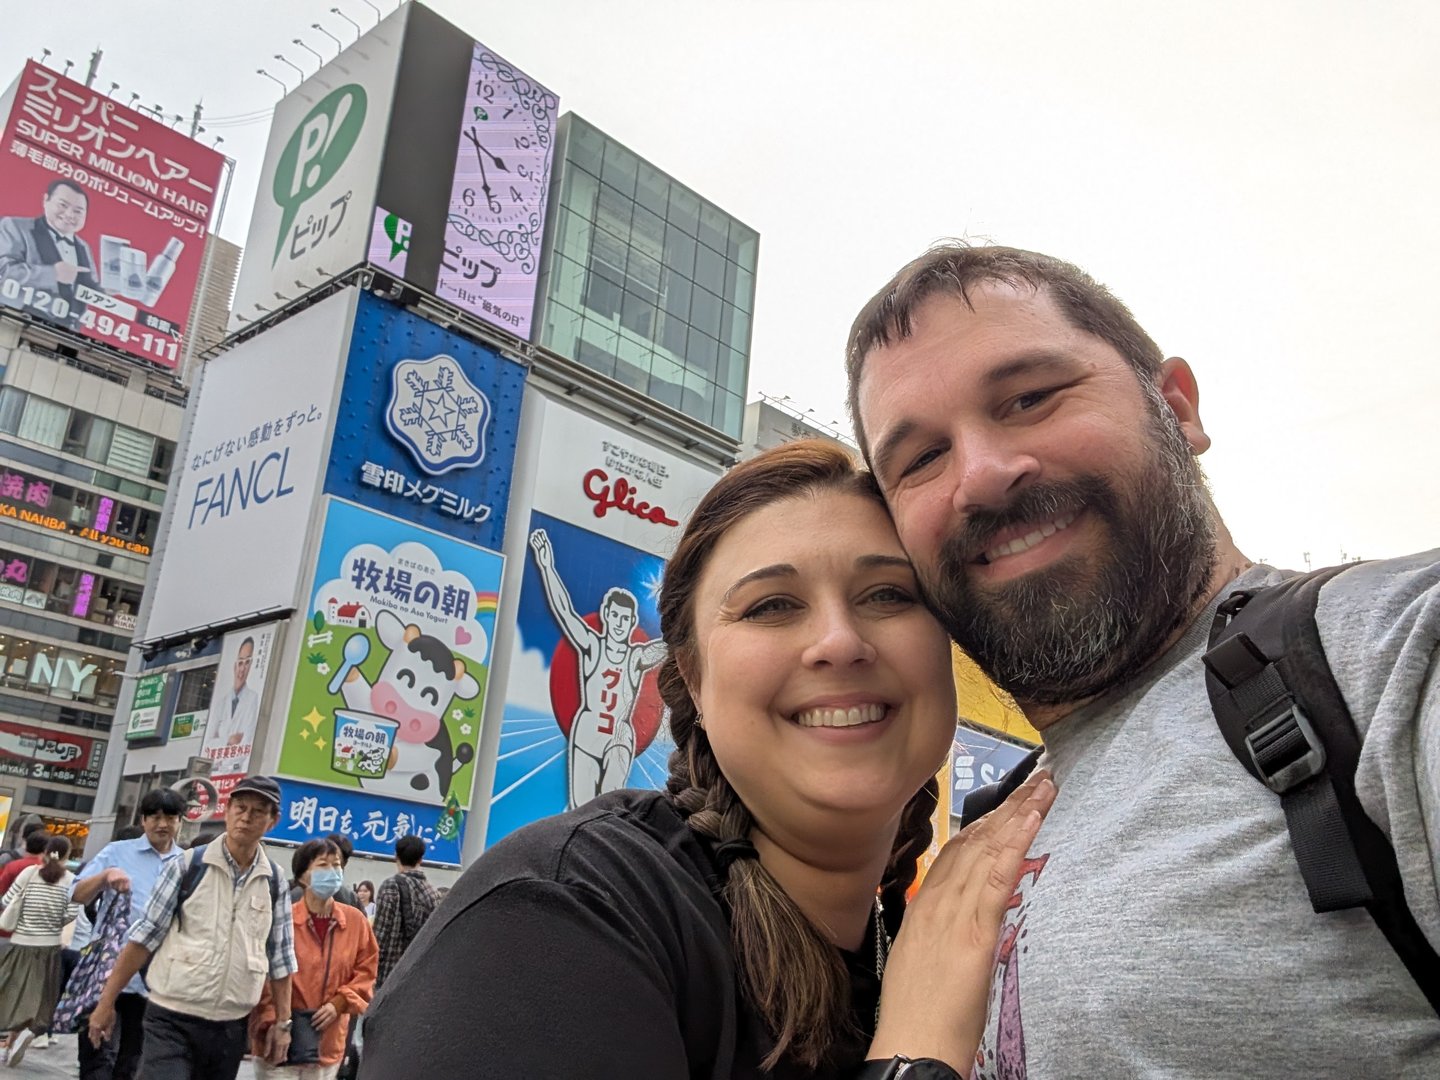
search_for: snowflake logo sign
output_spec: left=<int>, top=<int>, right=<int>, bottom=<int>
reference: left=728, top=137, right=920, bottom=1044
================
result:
left=385, top=354, right=492, bottom=476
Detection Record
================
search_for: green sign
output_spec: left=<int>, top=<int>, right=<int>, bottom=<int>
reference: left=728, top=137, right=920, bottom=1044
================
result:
left=271, top=84, right=367, bottom=265
left=126, top=673, right=169, bottom=740
left=170, top=710, right=207, bottom=740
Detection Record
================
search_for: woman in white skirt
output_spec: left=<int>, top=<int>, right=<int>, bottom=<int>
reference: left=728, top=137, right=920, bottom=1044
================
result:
left=0, top=835, right=77, bottom=1068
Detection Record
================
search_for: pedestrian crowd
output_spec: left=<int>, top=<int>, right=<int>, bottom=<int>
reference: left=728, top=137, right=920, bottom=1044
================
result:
left=0, top=775, right=443, bottom=1080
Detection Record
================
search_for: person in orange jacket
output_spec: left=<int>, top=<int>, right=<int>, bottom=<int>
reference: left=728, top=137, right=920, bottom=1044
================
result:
left=250, top=838, right=377, bottom=1079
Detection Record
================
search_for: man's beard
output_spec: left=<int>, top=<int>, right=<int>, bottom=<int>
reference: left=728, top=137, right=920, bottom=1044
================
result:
left=919, top=388, right=1218, bottom=706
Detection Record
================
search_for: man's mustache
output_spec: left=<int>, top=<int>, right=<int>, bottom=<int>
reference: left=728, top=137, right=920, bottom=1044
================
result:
left=938, top=477, right=1115, bottom=567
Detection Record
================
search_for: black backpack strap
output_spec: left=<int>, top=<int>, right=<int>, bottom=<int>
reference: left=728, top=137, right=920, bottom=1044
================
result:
left=1203, top=565, right=1440, bottom=1014
left=959, top=747, right=1042, bottom=829
left=174, top=845, right=208, bottom=932
left=268, top=860, right=286, bottom=908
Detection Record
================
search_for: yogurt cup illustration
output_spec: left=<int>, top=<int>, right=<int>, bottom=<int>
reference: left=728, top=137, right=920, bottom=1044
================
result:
left=331, top=709, right=400, bottom=779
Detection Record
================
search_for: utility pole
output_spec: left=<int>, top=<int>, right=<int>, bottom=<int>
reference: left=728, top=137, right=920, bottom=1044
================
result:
left=84, top=48, right=102, bottom=88
left=189, top=101, right=204, bottom=139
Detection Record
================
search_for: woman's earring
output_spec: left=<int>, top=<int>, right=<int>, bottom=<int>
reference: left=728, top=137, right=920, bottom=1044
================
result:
left=696, top=711, right=705, bottom=730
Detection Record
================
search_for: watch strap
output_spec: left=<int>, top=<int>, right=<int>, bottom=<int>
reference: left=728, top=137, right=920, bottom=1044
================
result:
left=853, top=1056, right=965, bottom=1080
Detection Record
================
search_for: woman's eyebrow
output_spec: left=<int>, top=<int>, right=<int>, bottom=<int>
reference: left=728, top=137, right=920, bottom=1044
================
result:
left=855, top=554, right=913, bottom=573
left=721, top=564, right=796, bottom=605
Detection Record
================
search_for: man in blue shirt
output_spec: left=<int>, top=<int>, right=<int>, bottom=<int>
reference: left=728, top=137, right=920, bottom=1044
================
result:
left=70, top=788, right=186, bottom=1080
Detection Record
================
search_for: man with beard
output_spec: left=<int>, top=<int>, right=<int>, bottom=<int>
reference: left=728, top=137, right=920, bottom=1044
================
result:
left=844, top=243, right=1438, bottom=1078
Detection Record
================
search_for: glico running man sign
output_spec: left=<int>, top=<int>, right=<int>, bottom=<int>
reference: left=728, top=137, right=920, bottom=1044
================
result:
left=0, top=61, right=225, bottom=368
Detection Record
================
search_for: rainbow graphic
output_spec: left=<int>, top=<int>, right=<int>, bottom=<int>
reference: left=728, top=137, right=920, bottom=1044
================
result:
left=475, top=590, right=500, bottom=614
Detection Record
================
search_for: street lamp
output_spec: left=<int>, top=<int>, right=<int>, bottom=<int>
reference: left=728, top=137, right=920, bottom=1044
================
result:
left=256, top=69, right=289, bottom=95
left=331, top=8, right=361, bottom=39
left=312, top=24, right=343, bottom=53
left=293, top=39, right=324, bottom=67
left=273, top=54, right=305, bottom=82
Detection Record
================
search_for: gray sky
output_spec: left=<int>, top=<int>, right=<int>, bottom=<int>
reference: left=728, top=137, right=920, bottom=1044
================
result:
left=5, top=0, right=1437, bottom=569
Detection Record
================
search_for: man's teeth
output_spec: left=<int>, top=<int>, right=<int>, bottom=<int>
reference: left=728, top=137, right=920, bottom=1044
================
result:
left=984, top=513, right=1077, bottom=563
left=794, top=703, right=888, bottom=728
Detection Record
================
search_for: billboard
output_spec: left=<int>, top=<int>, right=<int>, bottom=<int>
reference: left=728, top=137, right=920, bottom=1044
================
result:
left=0, top=720, right=105, bottom=789
left=272, top=776, right=463, bottom=866
left=486, top=397, right=719, bottom=845
left=200, top=625, right=278, bottom=814
left=432, top=43, right=558, bottom=340
left=143, top=288, right=355, bottom=640
left=125, top=672, right=168, bottom=740
left=234, top=4, right=560, bottom=344
left=950, top=725, right=1036, bottom=816
left=277, top=498, right=503, bottom=851
left=229, top=5, right=407, bottom=328
left=323, top=291, right=525, bottom=549
left=0, top=61, right=225, bottom=367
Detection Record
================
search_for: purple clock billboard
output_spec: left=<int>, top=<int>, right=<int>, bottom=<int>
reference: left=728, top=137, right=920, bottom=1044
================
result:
left=435, top=45, right=559, bottom=341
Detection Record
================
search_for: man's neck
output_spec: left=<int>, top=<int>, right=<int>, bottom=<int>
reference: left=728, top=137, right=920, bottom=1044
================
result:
left=1022, top=542, right=1254, bottom=731
left=150, top=838, right=175, bottom=856
left=224, top=834, right=260, bottom=869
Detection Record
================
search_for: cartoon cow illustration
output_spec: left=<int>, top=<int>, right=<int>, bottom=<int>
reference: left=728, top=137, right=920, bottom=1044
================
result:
left=341, top=609, right=480, bottom=800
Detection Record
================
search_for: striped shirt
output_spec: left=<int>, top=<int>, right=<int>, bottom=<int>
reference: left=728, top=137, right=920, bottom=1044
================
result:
left=1, top=865, right=78, bottom=946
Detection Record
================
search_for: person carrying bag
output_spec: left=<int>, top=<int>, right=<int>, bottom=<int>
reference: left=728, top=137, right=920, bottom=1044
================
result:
left=250, top=838, right=377, bottom=1080
left=0, top=836, right=78, bottom=1067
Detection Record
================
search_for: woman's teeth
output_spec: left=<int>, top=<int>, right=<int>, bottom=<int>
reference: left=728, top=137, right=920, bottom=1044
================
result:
left=794, top=703, right=888, bottom=728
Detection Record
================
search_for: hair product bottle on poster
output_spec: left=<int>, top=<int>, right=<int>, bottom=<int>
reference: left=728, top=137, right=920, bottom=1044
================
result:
left=120, top=246, right=148, bottom=302
left=141, top=238, right=185, bottom=307
left=99, top=236, right=128, bottom=293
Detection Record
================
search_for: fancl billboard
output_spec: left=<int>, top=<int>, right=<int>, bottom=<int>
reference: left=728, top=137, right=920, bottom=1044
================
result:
left=323, top=290, right=525, bottom=550
left=485, top=396, right=719, bottom=846
left=0, top=61, right=225, bottom=367
left=233, top=3, right=558, bottom=343
left=143, top=288, right=355, bottom=641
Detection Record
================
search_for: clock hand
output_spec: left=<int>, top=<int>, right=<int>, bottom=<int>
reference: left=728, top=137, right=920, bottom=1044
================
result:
left=464, top=128, right=502, bottom=213
left=472, top=135, right=510, bottom=173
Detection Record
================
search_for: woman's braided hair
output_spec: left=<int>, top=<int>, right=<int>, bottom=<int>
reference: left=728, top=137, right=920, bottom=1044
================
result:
left=659, top=440, right=938, bottom=1070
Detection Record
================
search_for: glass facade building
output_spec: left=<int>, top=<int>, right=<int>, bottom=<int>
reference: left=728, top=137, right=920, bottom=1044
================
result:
left=535, top=114, right=758, bottom=439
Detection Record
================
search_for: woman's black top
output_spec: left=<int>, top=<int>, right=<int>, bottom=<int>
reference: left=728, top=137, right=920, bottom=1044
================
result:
left=361, top=789, right=883, bottom=1079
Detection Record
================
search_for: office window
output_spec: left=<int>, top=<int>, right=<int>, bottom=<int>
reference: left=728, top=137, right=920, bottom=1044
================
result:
left=174, top=665, right=217, bottom=715
left=601, top=140, right=638, bottom=198
left=0, top=387, right=25, bottom=434
left=17, top=397, right=69, bottom=449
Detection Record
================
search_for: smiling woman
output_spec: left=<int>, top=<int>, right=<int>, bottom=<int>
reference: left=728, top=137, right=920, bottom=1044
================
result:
left=362, top=439, right=1056, bottom=1080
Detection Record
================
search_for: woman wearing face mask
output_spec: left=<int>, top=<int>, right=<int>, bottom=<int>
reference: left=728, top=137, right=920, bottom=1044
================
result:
left=250, top=839, right=378, bottom=1079
left=364, top=441, right=1056, bottom=1079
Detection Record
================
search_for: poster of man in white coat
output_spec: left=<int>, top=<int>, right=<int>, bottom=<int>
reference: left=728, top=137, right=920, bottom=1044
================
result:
left=200, top=626, right=276, bottom=811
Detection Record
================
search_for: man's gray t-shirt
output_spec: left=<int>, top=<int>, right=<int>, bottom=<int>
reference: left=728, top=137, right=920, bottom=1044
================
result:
left=972, top=552, right=1440, bottom=1078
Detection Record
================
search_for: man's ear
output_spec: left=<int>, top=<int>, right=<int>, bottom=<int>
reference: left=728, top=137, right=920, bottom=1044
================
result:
left=1159, top=357, right=1210, bottom=455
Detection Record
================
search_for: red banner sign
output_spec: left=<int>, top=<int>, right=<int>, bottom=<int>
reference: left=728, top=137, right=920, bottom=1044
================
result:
left=0, top=719, right=104, bottom=788
left=0, top=61, right=225, bottom=367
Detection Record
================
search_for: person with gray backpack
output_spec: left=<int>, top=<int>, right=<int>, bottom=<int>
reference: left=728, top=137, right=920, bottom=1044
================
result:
left=845, top=241, right=1439, bottom=1077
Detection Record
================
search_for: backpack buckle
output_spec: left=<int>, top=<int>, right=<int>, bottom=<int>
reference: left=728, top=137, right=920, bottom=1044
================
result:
left=1245, top=704, right=1326, bottom=793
